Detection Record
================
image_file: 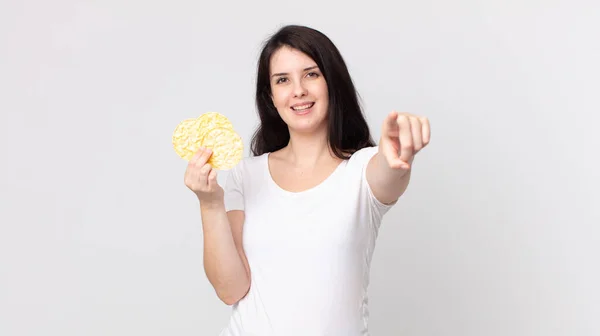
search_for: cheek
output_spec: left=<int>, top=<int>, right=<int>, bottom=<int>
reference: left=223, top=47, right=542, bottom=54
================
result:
left=271, top=88, right=287, bottom=108
left=314, top=81, right=328, bottom=99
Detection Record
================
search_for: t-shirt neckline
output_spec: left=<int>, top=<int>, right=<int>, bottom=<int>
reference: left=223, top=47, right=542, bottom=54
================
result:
left=263, top=152, right=347, bottom=197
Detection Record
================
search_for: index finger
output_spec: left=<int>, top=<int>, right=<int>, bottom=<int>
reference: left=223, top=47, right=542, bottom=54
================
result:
left=382, top=111, right=400, bottom=135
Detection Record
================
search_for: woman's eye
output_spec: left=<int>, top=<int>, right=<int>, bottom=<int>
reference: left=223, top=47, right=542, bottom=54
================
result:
left=307, top=72, right=319, bottom=77
left=276, top=77, right=287, bottom=84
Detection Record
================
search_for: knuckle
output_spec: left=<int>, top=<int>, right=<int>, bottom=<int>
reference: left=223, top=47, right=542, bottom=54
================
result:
left=401, top=143, right=413, bottom=151
left=200, top=164, right=211, bottom=174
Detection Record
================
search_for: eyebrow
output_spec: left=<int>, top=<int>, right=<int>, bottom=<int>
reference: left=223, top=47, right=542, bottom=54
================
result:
left=271, top=65, right=319, bottom=78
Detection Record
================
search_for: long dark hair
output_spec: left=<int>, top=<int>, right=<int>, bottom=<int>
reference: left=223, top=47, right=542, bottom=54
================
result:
left=250, top=25, right=375, bottom=160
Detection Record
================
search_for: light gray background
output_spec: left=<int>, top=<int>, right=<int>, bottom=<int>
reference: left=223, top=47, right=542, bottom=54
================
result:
left=1, top=0, right=599, bottom=335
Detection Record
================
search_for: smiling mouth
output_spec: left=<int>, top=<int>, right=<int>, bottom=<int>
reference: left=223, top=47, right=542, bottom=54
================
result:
left=291, top=102, right=315, bottom=111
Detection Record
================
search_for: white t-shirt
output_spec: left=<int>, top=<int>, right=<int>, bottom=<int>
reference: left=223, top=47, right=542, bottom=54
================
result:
left=218, top=145, right=394, bottom=336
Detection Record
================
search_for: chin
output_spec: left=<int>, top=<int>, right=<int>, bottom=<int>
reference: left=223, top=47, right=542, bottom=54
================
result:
left=287, top=116, right=328, bottom=135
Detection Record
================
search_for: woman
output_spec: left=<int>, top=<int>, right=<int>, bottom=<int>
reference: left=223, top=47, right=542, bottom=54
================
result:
left=184, top=25, right=431, bottom=335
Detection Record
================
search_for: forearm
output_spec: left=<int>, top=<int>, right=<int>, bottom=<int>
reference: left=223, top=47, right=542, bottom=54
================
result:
left=368, top=152, right=413, bottom=204
left=200, top=201, right=249, bottom=304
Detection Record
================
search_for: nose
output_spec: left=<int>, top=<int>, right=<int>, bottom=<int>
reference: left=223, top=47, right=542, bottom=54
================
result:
left=292, top=79, right=307, bottom=98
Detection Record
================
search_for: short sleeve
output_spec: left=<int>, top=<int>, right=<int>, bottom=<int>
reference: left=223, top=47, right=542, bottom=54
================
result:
left=223, top=163, right=244, bottom=212
left=352, top=146, right=395, bottom=221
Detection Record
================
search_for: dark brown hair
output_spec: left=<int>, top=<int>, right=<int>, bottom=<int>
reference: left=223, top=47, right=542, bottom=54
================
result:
left=250, top=25, right=375, bottom=159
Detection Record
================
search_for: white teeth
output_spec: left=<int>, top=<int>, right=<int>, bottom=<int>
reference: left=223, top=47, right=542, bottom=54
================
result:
left=291, top=103, right=314, bottom=111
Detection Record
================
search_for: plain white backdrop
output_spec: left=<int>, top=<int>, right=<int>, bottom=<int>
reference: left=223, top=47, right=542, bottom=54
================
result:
left=1, top=0, right=599, bottom=335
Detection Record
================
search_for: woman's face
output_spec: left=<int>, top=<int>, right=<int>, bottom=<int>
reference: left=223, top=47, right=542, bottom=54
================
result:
left=269, top=46, right=329, bottom=135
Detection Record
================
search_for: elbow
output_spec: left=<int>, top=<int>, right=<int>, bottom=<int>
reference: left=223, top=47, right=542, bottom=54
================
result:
left=220, top=295, right=240, bottom=306
left=217, top=278, right=251, bottom=306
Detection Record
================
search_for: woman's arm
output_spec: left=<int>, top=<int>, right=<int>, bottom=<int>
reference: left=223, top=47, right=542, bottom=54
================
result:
left=367, top=111, right=431, bottom=205
left=201, top=204, right=250, bottom=306
left=184, top=147, right=250, bottom=306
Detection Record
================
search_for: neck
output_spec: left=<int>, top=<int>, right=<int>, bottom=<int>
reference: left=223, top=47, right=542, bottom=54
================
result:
left=283, top=127, right=334, bottom=168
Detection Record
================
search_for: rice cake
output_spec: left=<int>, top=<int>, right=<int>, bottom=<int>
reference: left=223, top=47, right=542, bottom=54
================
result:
left=172, top=112, right=243, bottom=169
left=200, top=127, right=244, bottom=170
left=172, top=118, right=203, bottom=161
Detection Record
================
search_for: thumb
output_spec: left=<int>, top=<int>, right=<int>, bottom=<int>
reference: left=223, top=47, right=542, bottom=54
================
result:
left=383, top=146, right=406, bottom=169
left=207, top=169, right=219, bottom=189
left=381, top=137, right=410, bottom=170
